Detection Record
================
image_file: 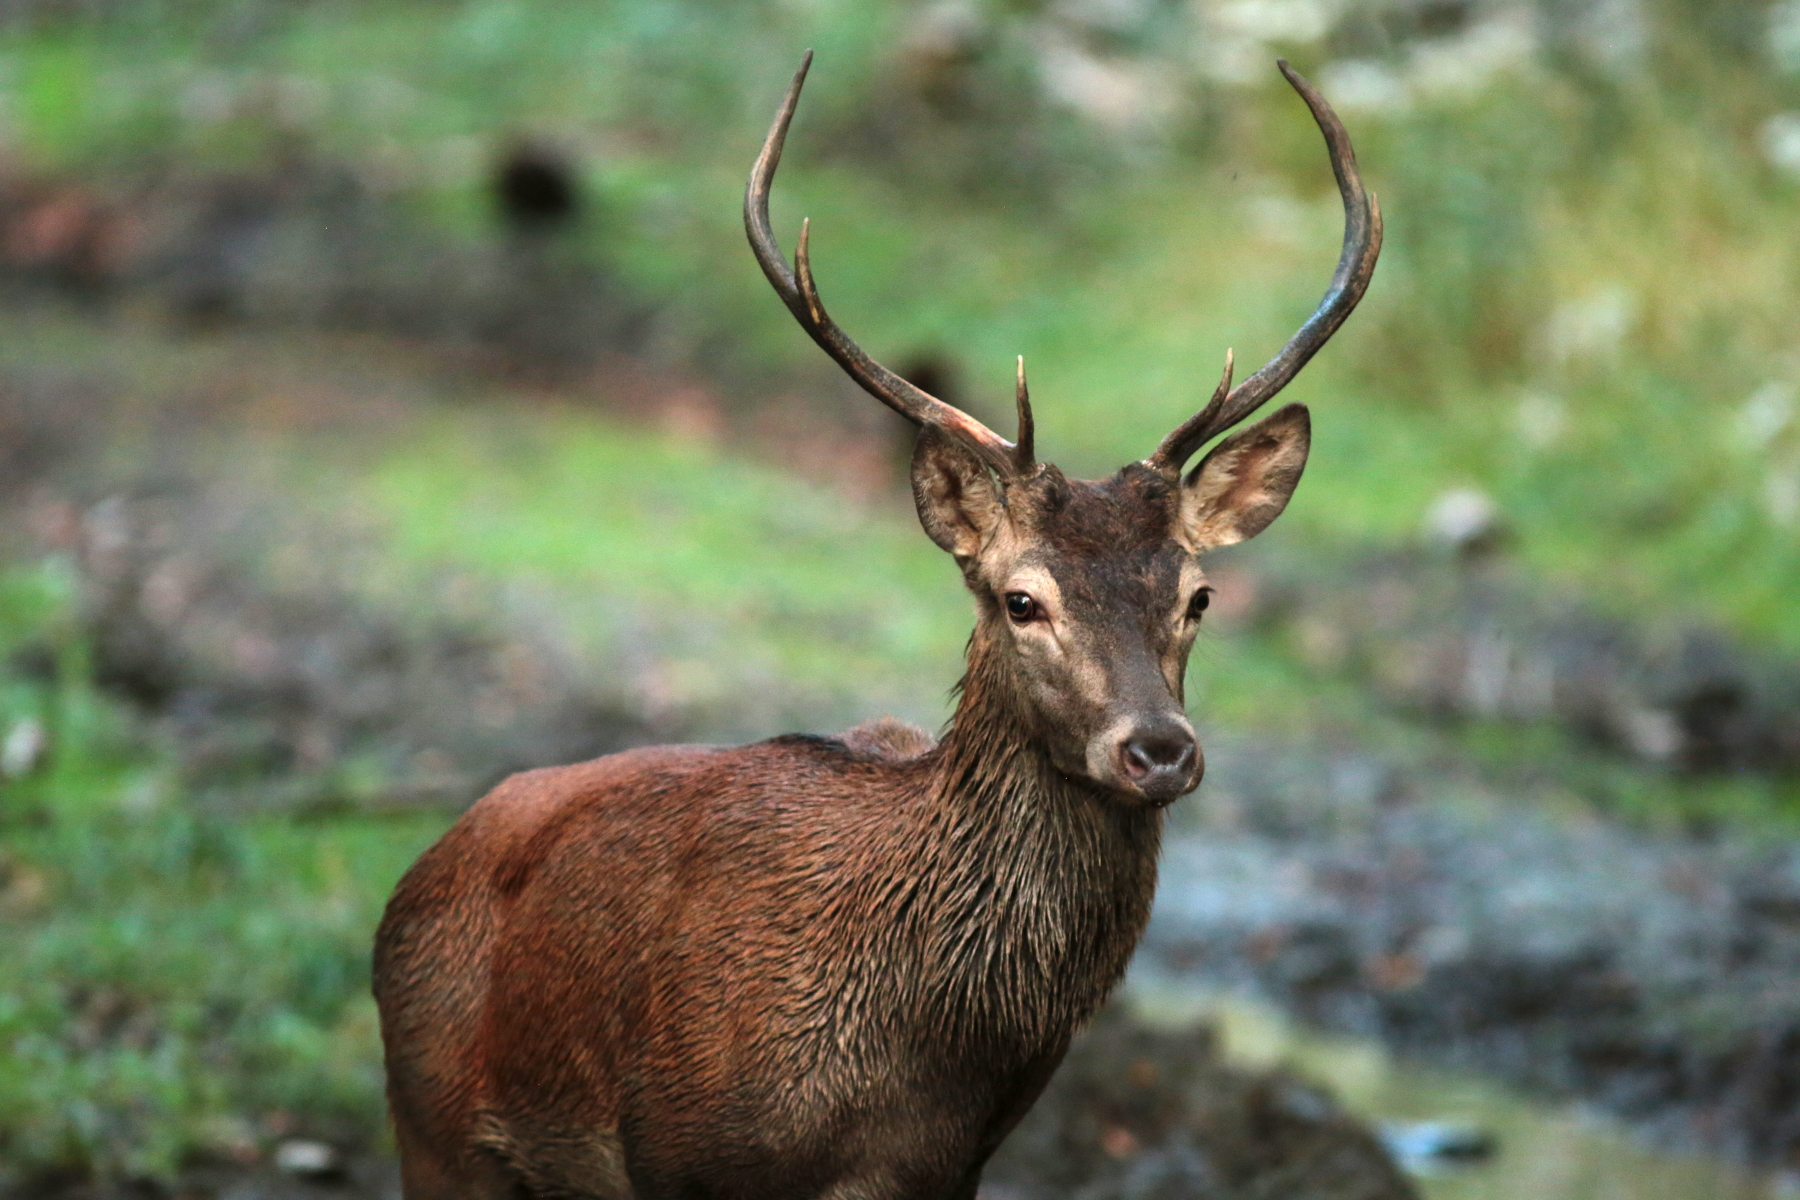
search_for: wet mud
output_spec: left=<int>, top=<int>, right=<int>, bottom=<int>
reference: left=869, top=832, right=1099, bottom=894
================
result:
left=1145, top=727, right=1800, bottom=1170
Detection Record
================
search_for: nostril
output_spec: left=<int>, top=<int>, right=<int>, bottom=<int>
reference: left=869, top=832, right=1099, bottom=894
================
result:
left=1121, top=733, right=1195, bottom=779
left=1123, top=742, right=1153, bottom=778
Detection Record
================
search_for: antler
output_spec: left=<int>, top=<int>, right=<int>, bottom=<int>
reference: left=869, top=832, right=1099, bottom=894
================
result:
left=746, top=51, right=1031, bottom=479
left=1147, top=60, right=1383, bottom=479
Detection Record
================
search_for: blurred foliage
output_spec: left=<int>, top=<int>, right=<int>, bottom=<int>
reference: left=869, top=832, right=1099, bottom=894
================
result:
left=1, top=0, right=1799, bottom=650
left=359, top=411, right=965, bottom=707
left=2, top=412, right=1795, bottom=1182
left=0, top=796, right=437, bottom=1182
left=0, top=558, right=439, bottom=1181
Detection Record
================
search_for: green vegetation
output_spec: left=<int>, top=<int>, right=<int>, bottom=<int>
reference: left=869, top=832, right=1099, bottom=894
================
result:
left=0, top=557, right=436, bottom=1180
left=361, top=411, right=969, bottom=717
left=0, top=799, right=440, bottom=1181
left=3, top=1, right=1799, bottom=644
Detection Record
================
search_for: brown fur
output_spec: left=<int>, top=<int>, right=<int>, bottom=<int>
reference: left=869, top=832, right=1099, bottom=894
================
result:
left=376, top=649, right=1157, bottom=1200
left=837, top=716, right=936, bottom=760
left=390, top=52, right=1391, bottom=1199
left=379, top=56, right=1363, bottom=1192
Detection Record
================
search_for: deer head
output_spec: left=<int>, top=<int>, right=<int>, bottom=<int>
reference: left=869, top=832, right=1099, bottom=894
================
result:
left=746, top=53, right=1380, bottom=807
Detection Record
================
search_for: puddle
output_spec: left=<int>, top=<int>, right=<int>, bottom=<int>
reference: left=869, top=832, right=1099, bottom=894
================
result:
left=1123, top=976, right=1789, bottom=1200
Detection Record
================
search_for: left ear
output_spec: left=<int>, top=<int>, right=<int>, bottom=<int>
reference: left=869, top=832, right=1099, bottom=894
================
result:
left=1178, top=403, right=1310, bottom=551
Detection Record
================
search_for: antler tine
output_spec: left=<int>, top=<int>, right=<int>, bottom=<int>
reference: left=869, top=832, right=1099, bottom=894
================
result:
left=746, top=52, right=1020, bottom=478
left=1157, top=348, right=1235, bottom=468
left=1014, top=356, right=1036, bottom=475
left=1148, top=60, right=1383, bottom=478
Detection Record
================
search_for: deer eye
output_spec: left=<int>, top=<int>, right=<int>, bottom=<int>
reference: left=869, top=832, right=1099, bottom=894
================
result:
left=1187, top=587, right=1213, bottom=621
left=1004, top=592, right=1038, bottom=623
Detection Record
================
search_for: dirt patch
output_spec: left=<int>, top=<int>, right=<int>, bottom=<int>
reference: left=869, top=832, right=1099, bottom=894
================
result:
left=1222, top=546, right=1800, bottom=778
left=0, top=319, right=944, bottom=811
left=43, top=483, right=662, bottom=809
left=1144, top=727, right=1800, bottom=1170
left=0, top=336, right=682, bottom=812
left=987, top=1008, right=1418, bottom=1200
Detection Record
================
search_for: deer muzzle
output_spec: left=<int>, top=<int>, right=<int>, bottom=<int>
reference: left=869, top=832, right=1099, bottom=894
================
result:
left=1090, top=711, right=1202, bottom=807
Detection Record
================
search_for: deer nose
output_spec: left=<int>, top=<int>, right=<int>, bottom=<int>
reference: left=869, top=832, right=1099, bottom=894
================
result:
left=1118, top=722, right=1199, bottom=805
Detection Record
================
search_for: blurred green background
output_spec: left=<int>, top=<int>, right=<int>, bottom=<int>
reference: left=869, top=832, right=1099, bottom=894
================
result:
left=3, top=0, right=1800, bottom=1191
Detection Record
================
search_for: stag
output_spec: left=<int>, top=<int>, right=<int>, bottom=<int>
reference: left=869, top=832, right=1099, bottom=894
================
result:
left=374, top=53, right=1380, bottom=1200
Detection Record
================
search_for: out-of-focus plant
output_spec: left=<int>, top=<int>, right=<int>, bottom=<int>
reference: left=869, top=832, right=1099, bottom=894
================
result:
left=0, top=553, right=440, bottom=1184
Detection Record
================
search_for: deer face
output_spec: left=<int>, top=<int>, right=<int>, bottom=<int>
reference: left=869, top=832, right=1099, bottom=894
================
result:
left=911, top=405, right=1310, bottom=807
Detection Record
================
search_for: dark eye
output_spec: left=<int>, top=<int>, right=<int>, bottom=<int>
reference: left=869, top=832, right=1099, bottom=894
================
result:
left=1004, top=592, right=1038, bottom=623
left=1187, top=587, right=1213, bottom=621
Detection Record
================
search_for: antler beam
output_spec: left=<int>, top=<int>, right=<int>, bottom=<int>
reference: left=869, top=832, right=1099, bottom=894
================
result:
left=1148, top=60, right=1383, bottom=478
left=745, top=51, right=1030, bottom=479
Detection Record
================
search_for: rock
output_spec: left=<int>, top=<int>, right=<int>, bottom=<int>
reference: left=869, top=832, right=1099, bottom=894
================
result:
left=1421, top=488, right=1504, bottom=556
left=272, top=1139, right=343, bottom=1180
left=1377, top=1121, right=1497, bottom=1173
left=0, top=717, right=45, bottom=779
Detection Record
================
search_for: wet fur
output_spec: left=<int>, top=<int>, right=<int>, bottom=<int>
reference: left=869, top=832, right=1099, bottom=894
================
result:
left=375, top=640, right=1159, bottom=1200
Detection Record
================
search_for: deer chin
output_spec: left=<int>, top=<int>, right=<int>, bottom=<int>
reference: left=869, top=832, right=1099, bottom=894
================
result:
left=1114, top=761, right=1205, bottom=808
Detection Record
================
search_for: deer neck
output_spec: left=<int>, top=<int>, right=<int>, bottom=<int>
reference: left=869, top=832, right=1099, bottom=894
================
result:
left=905, top=627, right=1163, bottom=1045
left=929, top=625, right=1145, bottom=824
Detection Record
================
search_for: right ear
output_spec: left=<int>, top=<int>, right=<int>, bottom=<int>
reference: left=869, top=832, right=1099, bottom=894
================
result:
left=911, top=428, right=1007, bottom=559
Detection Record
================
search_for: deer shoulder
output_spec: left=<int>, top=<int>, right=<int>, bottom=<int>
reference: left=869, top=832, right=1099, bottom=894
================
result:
left=837, top=716, right=937, bottom=760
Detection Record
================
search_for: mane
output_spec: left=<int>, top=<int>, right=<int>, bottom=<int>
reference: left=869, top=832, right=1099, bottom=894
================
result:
left=865, top=623, right=1163, bottom=1051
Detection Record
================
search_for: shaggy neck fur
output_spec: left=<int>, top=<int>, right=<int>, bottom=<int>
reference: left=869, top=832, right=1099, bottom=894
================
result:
left=893, top=622, right=1163, bottom=1051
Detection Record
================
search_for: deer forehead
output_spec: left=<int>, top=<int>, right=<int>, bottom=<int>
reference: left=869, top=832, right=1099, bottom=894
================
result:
left=980, top=473, right=1195, bottom=616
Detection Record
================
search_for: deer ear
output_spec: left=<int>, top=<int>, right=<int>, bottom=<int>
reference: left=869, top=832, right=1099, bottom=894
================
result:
left=1179, top=403, right=1310, bottom=552
left=911, top=427, right=1007, bottom=559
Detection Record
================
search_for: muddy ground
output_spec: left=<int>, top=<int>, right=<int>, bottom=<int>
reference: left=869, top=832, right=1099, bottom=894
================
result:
left=1145, top=726, right=1800, bottom=1171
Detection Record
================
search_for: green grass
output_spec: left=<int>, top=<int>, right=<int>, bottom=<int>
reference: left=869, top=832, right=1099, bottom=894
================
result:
left=357, top=408, right=970, bottom=722
left=0, top=804, right=443, bottom=1181
left=0, top=557, right=444, bottom=1181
